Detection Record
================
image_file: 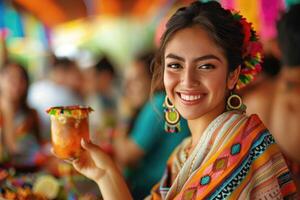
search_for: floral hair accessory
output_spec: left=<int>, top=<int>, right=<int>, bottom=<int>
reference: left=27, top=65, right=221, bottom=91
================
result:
left=232, top=11, right=263, bottom=90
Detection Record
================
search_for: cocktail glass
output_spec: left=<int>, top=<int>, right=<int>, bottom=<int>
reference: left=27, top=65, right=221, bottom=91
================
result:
left=46, top=106, right=93, bottom=160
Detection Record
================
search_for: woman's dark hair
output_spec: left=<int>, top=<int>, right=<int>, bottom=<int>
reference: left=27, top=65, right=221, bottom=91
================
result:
left=277, top=4, right=300, bottom=67
left=52, top=57, right=76, bottom=71
left=261, top=54, right=281, bottom=77
left=95, top=56, right=116, bottom=77
left=135, top=51, right=155, bottom=79
left=0, top=61, right=30, bottom=111
left=151, top=1, right=244, bottom=94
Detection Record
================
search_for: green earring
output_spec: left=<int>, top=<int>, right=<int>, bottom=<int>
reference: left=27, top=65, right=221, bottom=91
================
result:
left=163, top=96, right=181, bottom=133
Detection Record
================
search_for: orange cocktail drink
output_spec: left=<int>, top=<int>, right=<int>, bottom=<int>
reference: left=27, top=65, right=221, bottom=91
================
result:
left=47, top=106, right=93, bottom=160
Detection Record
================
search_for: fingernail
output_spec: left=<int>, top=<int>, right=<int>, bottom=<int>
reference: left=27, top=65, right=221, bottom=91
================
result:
left=72, top=158, right=79, bottom=164
left=81, top=138, right=86, bottom=146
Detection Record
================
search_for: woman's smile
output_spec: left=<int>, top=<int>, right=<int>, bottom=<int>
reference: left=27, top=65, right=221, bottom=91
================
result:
left=176, top=91, right=207, bottom=105
left=164, top=26, right=230, bottom=120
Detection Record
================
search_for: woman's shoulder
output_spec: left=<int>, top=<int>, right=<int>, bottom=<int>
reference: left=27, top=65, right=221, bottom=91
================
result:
left=218, top=111, right=269, bottom=144
left=229, top=110, right=266, bottom=127
left=245, top=112, right=269, bottom=131
left=246, top=112, right=264, bottom=123
left=235, top=112, right=270, bottom=136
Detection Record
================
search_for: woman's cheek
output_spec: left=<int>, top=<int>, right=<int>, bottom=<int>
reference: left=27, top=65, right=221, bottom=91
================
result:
left=163, top=72, right=178, bottom=101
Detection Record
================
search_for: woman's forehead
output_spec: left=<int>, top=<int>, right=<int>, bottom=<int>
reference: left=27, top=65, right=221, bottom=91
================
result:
left=164, top=27, right=226, bottom=61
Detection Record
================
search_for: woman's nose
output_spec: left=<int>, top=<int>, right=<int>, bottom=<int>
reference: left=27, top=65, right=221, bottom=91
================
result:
left=181, top=68, right=200, bottom=87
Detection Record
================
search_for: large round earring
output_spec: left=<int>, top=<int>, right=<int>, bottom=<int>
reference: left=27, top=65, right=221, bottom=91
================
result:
left=226, top=92, right=246, bottom=112
left=163, top=96, right=181, bottom=133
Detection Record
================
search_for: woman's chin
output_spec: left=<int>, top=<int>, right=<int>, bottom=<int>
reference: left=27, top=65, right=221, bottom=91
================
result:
left=179, top=111, right=203, bottom=121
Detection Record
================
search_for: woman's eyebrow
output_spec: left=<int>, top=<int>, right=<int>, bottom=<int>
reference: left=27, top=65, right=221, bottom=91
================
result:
left=194, top=54, right=222, bottom=63
left=165, top=53, right=184, bottom=61
left=165, top=53, right=222, bottom=63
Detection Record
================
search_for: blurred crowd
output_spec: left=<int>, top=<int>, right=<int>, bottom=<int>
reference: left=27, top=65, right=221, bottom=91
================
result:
left=0, top=3, right=300, bottom=199
left=0, top=49, right=190, bottom=199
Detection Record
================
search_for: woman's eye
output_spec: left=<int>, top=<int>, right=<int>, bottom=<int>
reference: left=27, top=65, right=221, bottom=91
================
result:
left=167, top=63, right=181, bottom=69
left=198, top=64, right=215, bottom=70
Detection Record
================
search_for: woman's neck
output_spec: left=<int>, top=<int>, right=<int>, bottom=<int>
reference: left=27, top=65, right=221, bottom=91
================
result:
left=187, top=103, right=225, bottom=149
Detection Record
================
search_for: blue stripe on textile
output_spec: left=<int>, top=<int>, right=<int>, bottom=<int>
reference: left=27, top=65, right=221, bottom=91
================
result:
left=208, top=131, right=275, bottom=199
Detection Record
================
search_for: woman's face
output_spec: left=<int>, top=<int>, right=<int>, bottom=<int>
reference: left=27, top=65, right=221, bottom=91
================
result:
left=0, top=64, right=27, bottom=102
left=163, top=26, right=239, bottom=120
left=124, top=61, right=151, bottom=108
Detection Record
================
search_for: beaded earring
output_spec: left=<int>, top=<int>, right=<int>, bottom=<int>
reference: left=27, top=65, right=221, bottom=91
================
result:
left=163, top=96, right=181, bottom=133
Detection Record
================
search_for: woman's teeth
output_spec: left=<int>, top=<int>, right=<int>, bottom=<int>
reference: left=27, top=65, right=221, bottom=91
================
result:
left=180, top=94, right=201, bottom=101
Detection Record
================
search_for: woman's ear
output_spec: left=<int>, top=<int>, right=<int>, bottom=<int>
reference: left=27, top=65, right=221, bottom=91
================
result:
left=227, top=66, right=241, bottom=90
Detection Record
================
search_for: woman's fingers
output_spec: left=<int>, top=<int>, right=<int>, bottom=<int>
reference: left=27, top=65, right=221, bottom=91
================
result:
left=72, top=151, right=93, bottom=173
left=50, top=147, right=73, bottom=164
left=72, top=151, right=106, bottom=181
left=50, top=147, right=56, bottom=156
left=81, top=139, right=114, bottom=169
left=81, top=139, right=100, bottom=152
left=72, top=158, right=84, bottom=171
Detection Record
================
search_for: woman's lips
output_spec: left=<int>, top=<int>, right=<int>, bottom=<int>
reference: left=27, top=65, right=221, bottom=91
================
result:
left=177, top=92, right=206, bottom=105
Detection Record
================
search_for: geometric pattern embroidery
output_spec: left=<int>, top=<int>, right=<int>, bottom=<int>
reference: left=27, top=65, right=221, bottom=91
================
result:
left=208, top=133, right=275, bottom=199
left=231, top=143, right=241, bottom=155
left=213, top=156, right=229, bottom=172
left=200, top=175, right=211, bottom=186
left=278, top=171, right=293, bottom=187
left=182, top=187, right=197, bottom=200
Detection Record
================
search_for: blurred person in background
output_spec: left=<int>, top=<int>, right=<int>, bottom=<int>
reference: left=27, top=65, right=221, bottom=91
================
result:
left=83, top=56, right=119, bottom=147
left=117, top=52, right=154, bottom=135
left=243, top=4, right=300, bottom=193
left=240, top=54, right=281, bottom=127
left=113, top=52, right=190, bottom=199
left=270, top=4, right=300, bottom=191
left=28, top=57, right=84, bottom=141
left=61, top=2, right=297, bottom=199
left=0, top=61, right=44, bottom=171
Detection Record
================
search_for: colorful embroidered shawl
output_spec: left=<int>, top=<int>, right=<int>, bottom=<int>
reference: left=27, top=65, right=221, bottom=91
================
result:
left=148, top=111, right=297, bottom=199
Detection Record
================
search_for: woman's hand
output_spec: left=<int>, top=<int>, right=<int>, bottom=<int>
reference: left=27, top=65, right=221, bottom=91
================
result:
left=72, top=139, right=116, bottom=183
left=53, top=140, right=133, bottom=200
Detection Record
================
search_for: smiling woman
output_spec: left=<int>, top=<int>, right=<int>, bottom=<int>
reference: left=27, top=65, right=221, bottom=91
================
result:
left=163, top=27, right=233, bottom=123
left=56, top=1, right=297, bottom=200
left=146, top=2, right=296, bottom=199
